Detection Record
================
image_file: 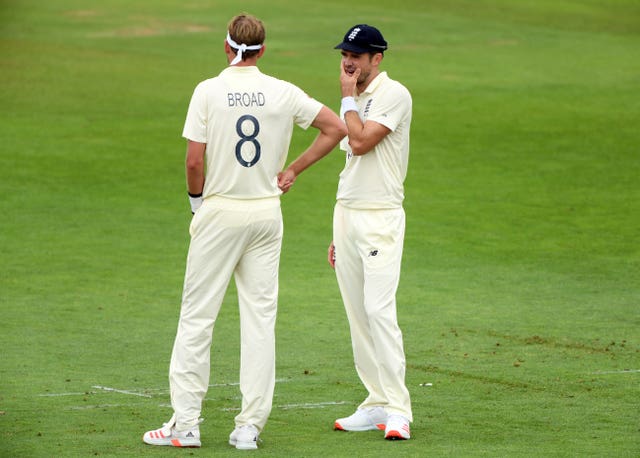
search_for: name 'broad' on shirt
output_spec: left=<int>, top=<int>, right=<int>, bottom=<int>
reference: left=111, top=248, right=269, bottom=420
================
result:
left=228, top=92, right=266, bottom=107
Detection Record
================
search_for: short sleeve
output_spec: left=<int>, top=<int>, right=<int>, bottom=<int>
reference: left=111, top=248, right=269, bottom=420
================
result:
left=287, top=83, right=323, bottom=130
left=182, top=82, right=208, bottom=142
left=367, top=84, right=411, bottom=133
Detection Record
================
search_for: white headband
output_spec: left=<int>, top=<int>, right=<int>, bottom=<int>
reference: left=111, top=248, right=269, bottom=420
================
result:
left=226, top=32, right=263, bottom=65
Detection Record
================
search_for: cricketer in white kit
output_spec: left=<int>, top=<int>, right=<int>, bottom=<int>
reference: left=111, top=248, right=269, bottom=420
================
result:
left=143, top=13, right=346, bottom=450
left=329, top=24, right=414, bottom=441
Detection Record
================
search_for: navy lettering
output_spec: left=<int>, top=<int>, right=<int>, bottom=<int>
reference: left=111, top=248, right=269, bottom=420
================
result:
left=227, top=92, right=266, bottom=107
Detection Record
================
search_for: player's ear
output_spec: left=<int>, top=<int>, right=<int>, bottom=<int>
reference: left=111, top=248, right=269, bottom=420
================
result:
left=257, top=45, right=266, bottom=58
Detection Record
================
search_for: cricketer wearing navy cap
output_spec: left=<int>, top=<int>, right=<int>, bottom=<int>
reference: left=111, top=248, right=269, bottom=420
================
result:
left=334, top=24, right=388, bottom=54
left=330, top=22, right=414, bottom=442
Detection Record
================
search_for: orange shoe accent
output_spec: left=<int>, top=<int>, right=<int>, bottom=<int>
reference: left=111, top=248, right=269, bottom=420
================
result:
left=385, top=424, right=410, bottom=440
left=334, top=421, right=345, bottom=431
left=170, top=438, right=200, bottom=448
left=376, top=423, right=386, bottom=430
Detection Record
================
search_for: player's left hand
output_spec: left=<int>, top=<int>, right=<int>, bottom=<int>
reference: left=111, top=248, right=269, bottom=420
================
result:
left=277, top=169, right=296, bottom=193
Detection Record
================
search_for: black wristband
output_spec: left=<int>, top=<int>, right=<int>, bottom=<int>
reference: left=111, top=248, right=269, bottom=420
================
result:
left=188, top=191, right=203, bottom=198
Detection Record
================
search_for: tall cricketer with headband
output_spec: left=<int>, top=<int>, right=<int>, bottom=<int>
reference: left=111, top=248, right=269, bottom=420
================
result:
left=143, top=14, right=346, bottom=450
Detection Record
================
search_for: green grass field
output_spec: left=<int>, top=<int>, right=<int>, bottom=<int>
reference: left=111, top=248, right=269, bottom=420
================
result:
left=2, top=0, right=639, bottom=456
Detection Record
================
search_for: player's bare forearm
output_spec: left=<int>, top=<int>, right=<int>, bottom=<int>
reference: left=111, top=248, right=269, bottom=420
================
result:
left=185, top=140, right=206, bottom=195
left=278, top=132, right=338, bottom=193
left=279, top=106, right=346, bottom=191
left=344, top=113, right=391, bottom=156
left=286, top=130, right=342, bottom=175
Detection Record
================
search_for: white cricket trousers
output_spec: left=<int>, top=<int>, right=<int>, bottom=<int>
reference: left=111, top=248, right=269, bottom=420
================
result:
left=169, top=196, right=282, bottom=432
left=333, top=202, right=413, bottom=421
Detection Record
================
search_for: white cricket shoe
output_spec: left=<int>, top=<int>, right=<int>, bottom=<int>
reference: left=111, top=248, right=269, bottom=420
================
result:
left=229, top=424, right=260, bottom=450
left=142, top=414, right=202, bottom=448
left=334, top=407, right=387, bottom=431
left=384, top=414, right=410, bottom=440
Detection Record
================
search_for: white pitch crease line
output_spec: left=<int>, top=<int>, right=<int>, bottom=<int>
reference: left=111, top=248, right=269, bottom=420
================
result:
left=43, top=378, right=294, bottom=399
left=91, top=385, right=152, bottom=398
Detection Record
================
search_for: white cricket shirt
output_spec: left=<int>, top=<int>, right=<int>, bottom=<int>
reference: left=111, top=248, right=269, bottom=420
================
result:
left=182, top=66, right=323, bottom=199
left=337, top=71, right=412, bottom=209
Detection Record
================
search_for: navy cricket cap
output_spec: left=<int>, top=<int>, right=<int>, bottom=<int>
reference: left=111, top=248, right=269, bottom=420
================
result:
left=335, top=24, right=388, bottom=54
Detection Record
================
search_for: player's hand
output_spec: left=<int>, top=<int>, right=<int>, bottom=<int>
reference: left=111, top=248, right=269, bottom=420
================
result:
left=340, top=63, right=360, bottom=98
left=277, top=169, right=296, bottom=193
left=328, top=241, right=336, bottom=269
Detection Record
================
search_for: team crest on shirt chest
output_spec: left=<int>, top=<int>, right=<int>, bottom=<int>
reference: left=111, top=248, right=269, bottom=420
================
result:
left=363, top=98, right=373, bottom=120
